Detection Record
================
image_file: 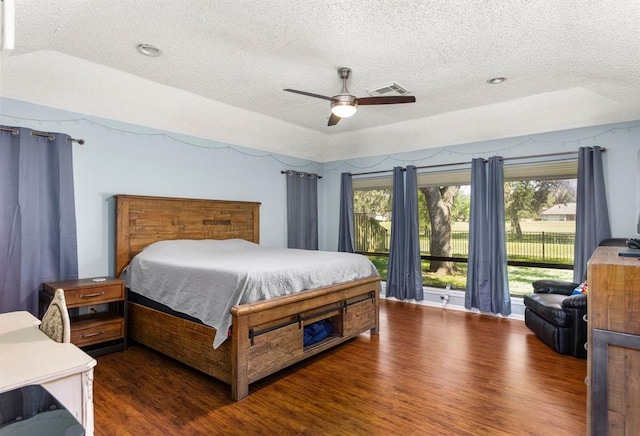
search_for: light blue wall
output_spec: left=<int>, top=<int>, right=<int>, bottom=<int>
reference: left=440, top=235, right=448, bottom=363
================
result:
left=2, top=98, right=639, bottom=278
left=1, top=98, right=320, bottom=277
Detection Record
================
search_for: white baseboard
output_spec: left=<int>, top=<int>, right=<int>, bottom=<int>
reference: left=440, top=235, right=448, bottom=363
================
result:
left=379, top=282, right=525, bottom=321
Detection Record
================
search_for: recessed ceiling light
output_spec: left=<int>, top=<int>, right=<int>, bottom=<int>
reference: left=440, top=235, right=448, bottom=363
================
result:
left=136, top=43, right=162, bottom=57
left=487, top=77, right=507, bottom=84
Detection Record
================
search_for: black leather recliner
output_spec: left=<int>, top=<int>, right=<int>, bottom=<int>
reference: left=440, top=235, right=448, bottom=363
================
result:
left=523, top=279, right=587, bottom=358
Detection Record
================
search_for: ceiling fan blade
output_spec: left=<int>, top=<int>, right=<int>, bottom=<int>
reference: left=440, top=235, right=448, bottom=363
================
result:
left=356, top=96, right=416, bottom=105
left=283, top=89, right=333, bottom=101
left=328, top=113, right=341, bottom=126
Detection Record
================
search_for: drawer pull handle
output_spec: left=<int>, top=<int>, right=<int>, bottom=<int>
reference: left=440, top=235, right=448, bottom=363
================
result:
left=584, top=342, right=588, bottom=350
left=80, top=331, right=104, bottom=339
left=79, top=291, right=105, bottom=299
left=583, top=314, right=588, bottom=323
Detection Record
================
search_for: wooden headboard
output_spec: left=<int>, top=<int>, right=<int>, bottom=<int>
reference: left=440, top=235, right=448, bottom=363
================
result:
left=114, top=195, right=261, bottom=276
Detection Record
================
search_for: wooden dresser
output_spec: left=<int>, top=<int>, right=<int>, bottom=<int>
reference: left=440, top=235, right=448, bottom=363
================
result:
left=587, top=246, right=640, bottom=435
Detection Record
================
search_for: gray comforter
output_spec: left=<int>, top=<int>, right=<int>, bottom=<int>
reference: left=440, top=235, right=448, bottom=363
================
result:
left=122, top=239, right=378, bottom=348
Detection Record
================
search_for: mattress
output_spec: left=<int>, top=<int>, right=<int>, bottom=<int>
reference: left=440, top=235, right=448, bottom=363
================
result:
left=122, top=239, right=378, bottom=348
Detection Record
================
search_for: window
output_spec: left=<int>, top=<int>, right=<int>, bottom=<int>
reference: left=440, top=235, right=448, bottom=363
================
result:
left=353, top=187, right=392, bottom=278
left=416, top=168, right=470, bottom=290
left=353, top=158, right=578, bottom=296
left=502, top=160, right=577, bottom=295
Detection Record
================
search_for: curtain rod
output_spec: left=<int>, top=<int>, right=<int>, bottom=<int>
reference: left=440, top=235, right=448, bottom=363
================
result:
left=281, top=170, right=322, bottom=179
left=0, top=127, right=85, bottom=144
left=350, top=168, right=399, bottom=176
left=351, top=149, right=606, bottom=176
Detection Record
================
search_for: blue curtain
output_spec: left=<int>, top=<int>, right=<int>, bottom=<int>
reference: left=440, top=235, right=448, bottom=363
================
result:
left=386, top=166, right=423, bottom=300
left=404, top=166, right=423, bottom=300
left=286, top=170, right=318, bottom=250
left=386, top=167, right=405, bottom=298
left=574, top=146, right=611, bottom=282
left=0, top=127, right=78, bottom=315
left=338, top=172, right=355, bottom=253
left=465, top=157, right=510, bottom=316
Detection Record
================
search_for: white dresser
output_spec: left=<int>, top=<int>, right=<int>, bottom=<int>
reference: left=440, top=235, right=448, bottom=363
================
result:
left=0, top=311, right=97, bottom=435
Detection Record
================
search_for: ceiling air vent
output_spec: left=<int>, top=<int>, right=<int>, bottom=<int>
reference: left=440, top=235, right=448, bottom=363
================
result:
left=366, top=82, right=410, bottom=97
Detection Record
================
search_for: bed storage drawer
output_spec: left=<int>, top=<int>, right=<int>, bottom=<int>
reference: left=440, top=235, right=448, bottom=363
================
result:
left=247, top=323, right=303, bottom=376
left=343, top=295, right=377, bottom=337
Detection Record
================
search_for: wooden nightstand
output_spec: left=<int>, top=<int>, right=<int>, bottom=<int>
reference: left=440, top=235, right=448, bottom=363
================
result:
left=41, top=277, right=127, bottom=357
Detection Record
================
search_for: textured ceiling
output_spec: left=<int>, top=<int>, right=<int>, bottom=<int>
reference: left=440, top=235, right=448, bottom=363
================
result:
left=1, top=1, right=639, bottom=162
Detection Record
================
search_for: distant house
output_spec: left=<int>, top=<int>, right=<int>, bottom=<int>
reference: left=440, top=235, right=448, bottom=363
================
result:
left=541, top=203, right=576, bottom=221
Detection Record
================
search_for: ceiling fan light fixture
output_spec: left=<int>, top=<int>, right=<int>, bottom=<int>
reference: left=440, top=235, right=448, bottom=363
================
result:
left=331, top=101, right=357, bottom=118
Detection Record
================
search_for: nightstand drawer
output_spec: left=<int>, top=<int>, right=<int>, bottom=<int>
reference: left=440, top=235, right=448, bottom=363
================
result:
left=64, top=284, right=124, bottom=307
left=71, top=317, right=125, bottom=347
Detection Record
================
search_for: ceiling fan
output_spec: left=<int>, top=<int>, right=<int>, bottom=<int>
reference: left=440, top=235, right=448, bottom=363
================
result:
left=283, top=67, right=417, bottom=126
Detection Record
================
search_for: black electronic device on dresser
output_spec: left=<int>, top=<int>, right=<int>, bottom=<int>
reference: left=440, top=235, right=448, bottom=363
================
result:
left=618, top=238, right=640, bottom=257
left=627, top=238, right=640, bottom=249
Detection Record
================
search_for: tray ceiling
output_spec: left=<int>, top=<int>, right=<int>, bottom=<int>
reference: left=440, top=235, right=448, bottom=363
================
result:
left=1, top=1, right=639, bottom=161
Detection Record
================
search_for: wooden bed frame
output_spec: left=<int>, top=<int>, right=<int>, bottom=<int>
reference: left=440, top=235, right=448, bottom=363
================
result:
left=114, top=195, right=380, bottom=400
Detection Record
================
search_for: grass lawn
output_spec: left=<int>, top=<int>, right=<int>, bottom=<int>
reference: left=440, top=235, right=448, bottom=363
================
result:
left=367, top=256, right=575, bottom=297
left=451, top=220, right=576, bottom=233
left=506, top=266, right=574, bottom=295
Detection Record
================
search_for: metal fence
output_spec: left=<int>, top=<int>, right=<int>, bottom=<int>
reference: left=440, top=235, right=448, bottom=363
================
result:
left=354, top=214, right=575, bottom=263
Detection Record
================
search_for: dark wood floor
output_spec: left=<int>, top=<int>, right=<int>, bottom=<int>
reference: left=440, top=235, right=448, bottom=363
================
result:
left=93, top=299, right=587, bottom=435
